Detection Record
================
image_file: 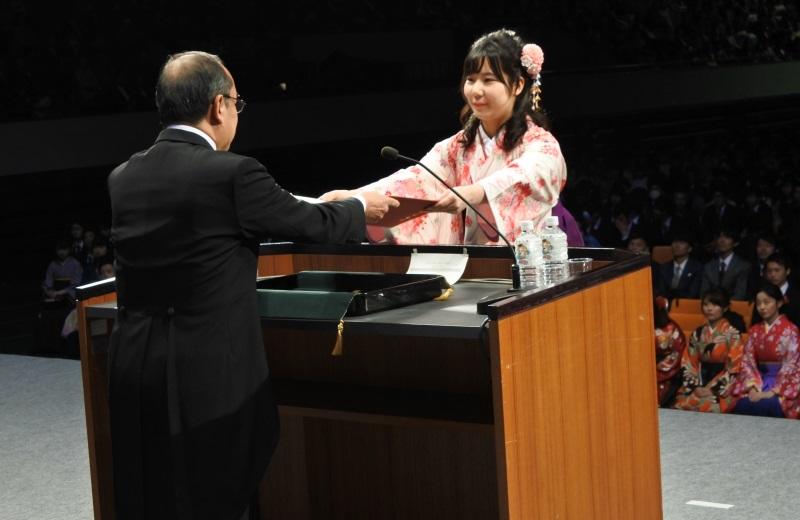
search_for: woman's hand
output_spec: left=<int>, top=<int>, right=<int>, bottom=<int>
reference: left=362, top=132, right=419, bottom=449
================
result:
left=748, top=388, right=775, bottom=402
left=693, top=387, right=713, bottom=398
left=429, top=184, right=485, bottom=214
left=319, top=189, right=355, bottom=202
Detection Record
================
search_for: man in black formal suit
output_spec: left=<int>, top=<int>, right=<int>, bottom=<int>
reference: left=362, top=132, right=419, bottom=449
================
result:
left=657, top=233, right=702, bottom=299
left=107, top=51, right=397, bottom=520
left=701, top=229, right=751, bottom=300
left=746, top=234, right=778, bottom=298
left=751, top=254, right=800, bottom=326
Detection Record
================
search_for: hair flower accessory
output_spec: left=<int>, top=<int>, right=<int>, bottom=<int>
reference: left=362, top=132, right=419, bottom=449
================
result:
left=520, top=43, right=544, bottom=79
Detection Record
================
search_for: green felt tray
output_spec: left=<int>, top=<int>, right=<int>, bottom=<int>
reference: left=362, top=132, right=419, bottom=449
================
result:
left=256, top=271, right=448, bottom=319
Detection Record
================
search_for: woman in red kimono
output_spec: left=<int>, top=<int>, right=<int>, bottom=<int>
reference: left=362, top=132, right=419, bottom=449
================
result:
left=673, top=287, right=743, bottom=413
left=731, top=283, right=800, bottom=418
left=654, top=296, right=686, bottom=407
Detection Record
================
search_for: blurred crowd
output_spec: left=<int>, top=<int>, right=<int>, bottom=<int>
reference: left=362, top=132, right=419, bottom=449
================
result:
left=3, top=0, right=798, bottom=121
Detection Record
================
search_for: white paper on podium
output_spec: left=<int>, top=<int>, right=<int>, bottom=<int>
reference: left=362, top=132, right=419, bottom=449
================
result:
left=406, top=249, right=469, bottom=286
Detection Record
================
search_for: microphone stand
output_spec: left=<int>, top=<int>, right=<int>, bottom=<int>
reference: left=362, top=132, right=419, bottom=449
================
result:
left=381, top=146, right=522, bottom=293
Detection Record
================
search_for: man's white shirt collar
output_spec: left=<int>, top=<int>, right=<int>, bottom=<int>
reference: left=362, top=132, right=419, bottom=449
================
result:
left=781, top=281, right=789, bottom=295
left=168, top=124, right=217, bottom=150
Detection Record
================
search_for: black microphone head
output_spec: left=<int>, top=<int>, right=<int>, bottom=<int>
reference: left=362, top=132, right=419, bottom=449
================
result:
left=380, top=146, right=399, bottom=160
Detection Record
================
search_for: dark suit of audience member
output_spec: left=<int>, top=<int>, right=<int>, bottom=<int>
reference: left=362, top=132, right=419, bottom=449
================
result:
left=659, top=257, right=703, bottom=299
left=656, top=234, right=702, bottom=299
left=701, top=230, right=750, bottom=300
left=107, top=51, right=395, bottom=520
left=700, top=192, right=741, bottom=244
left=701, top=253, right=750, bottom=300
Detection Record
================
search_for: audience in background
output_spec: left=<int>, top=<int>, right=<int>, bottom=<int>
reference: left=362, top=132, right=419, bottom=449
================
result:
left=701, top=229, right=751, bottom=300
left=42, top=239, right=82, bottom=303
left=731, top=282, right=800, bottom=418
left=658, top=232, right=703, bottom=299
left=751, top=254, right=800, bottom=326
left=673, top=287, right=744, bottom=413
left=748, top=234, right=779, bottom=296
left=4, top=0, right=799, bottom=122
left=655, top=296, right=687, bottom=407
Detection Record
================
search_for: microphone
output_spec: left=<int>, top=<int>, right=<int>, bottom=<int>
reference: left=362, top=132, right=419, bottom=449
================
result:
left=380, top=146, right=522, bottom=291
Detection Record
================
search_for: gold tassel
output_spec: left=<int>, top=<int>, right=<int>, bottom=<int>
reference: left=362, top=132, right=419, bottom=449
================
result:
left=330, top=319, right=344, bottom=356
left=433, top=287, right=454, bottom=301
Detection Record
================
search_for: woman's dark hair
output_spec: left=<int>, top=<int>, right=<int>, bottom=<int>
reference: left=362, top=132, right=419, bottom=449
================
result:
left=155, top=51, right=232, bottom=126
left=458, top=29, right=549, bottom=152
left=765, top=252, right=791, bottom=271
left=755, top=282, right=785, bottom=307
left=701, top=286, right=731, bottom=309
left=653, top=298, right=671, bottom=329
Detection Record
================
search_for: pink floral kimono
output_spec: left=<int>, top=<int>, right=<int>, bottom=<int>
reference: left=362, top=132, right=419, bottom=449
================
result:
left=359, top=119, right=567, bottom=245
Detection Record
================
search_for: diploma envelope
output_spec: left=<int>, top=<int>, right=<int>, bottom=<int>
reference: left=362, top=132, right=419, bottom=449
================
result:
left=373, top=196, right=436, bottom=228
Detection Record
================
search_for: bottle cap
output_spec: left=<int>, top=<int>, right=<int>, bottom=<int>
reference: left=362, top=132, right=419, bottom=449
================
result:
left=519, top=220, right=535, bottom=232
left=544, top=215, right=559, bottom=227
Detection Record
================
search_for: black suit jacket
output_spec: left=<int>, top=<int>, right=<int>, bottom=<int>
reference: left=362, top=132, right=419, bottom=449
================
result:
left=107, top=129, right=365, bottom=519
left=658, top=257, right=703, bottom=299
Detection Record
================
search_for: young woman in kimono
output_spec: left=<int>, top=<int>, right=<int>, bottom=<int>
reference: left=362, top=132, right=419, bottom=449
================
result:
left=731, top=282, right=800, bottom=418
left=673, top=287, right=744, bottom=413
left=654, top=296, right=686, bottom=407
left=321, top=29, right=567, bottom=244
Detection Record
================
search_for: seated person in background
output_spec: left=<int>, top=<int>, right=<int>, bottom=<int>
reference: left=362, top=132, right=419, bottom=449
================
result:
left=751, top=253, right=799, bottom=326
left=662, top=190, right=699, bottom=242
left=747, top=233, right=778, bottom=298
left=321, top=29, right=566, bottom=244
left=627, top=233, right=666, bottom=296
left=42, top=239, right=83, bottom=302
left=654, top=296, right=686, bottom=407
left=626, top=233, right=649, bottom=255
left=97, top=258, right=115, bottom=280
left=701, top=228, right=750, bottom=300
left=68, top=222, right=86, bottom=262
left=731, top=283, right=800, bottom=419
left=673, top=287, right=743, bottom=413
left=657, top=231, right=703, bottom=300
left=81, top=236, right=113, bottom=283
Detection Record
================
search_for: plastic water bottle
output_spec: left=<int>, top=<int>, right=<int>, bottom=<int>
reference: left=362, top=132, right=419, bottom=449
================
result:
left=514, top=220, right=543, bottom=288
left=540, top=215, right=568, bottom=285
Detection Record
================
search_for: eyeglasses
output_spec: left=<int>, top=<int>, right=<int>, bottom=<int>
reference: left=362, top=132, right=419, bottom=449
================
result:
left=222, top=94, right=246, bottom=114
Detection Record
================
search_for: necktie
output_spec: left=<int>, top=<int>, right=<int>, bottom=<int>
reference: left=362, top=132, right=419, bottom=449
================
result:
left=719, top=260, right=726, bottom=282
left=671, top=264, right=681, bottom=289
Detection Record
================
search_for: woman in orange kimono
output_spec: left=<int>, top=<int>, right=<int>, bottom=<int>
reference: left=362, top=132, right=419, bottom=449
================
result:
left=654, top=297, right=686, bottom=407
left=673, top=287, right=743, bottom=413
left=731, top=282, right=800, bottom=418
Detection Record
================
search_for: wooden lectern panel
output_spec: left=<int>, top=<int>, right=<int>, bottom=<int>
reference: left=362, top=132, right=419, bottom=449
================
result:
left=77, top=293, right=117, bottom=520
left=490, top=267, right=661, bottom=520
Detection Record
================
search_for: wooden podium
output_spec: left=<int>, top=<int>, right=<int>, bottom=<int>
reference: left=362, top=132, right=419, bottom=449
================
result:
left=76, top=244, right=662, bottom=520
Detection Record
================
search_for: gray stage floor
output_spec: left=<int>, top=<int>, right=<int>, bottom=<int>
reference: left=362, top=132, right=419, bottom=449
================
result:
left=2, top=353, right=799, bottom=520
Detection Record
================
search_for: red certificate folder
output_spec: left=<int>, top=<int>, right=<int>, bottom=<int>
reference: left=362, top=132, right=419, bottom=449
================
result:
left=373, top=196, right=436, bottom=228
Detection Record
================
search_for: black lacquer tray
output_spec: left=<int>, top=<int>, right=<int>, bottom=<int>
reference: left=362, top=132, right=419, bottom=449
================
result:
left=256, top=271, right=449, bottom=319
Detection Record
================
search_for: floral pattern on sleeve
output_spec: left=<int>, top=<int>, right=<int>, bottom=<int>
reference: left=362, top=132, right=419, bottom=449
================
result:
left=655, top=321, right=686, bottom=406
left=357, top=119, right=567, bottom=245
